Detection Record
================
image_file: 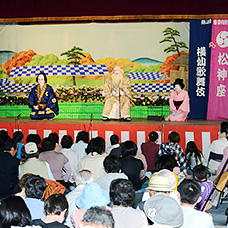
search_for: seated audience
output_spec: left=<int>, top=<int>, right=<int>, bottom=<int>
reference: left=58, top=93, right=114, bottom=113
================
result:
left=144, top=193, right=183, bottom=228
left=110, top=179, right=147, bottom=228
left=48, top=132, right=62, bottom=152
left=71, top=131, right=89, bottom=168
left=107, top=134, right=121, bottom=156
left=0, top=129, right=10, bottom=154
left=179, top=179, right=215, bottom=228
left=193, top=164, right=213, bottom=211
left=120, top=140, right=145, bottom=191
left=33, top=193, right=69, bottom=228
left=0, top=138, right=20, bottom=199
left=141, top=131, right=160, bottom=172
left=96, top=155, right=128, bottom=192
left=79, top=137, right=107, bottom=181
left=0, top=196, right=32, bottom=227
left=16, top=173, right=33, bottom=200
left=39, top=137, right=72, bottom=188
left=19, top=142, right=55, bottom=180
left=24, top=174, right=47, bottom=220
left=59, top=135, right=78, bottom=180
left=65, top=170, right=93, bottom=228
left=13, top=130, right=24, bottom=160
left=81, top=207, right=114, bottom=228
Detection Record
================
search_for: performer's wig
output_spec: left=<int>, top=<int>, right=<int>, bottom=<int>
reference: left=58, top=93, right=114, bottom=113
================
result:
left=36, top=72, right=47, bottom=83
left=173, top=78, right=184, bottom=89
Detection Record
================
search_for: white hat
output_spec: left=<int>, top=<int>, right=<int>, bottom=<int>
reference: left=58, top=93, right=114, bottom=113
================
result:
left=157, top=169, right=177, bottom=190
left=25, top=142, right=38, bottom=154
left=146, top=176, right=172, bottom=192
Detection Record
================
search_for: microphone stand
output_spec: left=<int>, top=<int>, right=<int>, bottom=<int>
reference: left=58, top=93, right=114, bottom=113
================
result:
left=90, top=114, right=93, bottom=139
left=17, top=113, right=21, bottom=131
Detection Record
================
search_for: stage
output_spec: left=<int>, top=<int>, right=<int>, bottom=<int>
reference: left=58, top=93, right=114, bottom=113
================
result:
left=0, top=117, right=221, bottom=155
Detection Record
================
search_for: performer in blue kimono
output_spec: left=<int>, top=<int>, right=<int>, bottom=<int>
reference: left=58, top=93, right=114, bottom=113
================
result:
left=28, top=72, right=59, bottom=120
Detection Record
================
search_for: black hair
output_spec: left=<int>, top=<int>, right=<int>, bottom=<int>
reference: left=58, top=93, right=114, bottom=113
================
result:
left=13, top=131, right=23, bottom=143
left=36, top=72, right=47, bottom=83
left=83, top=207, right=114, bottom=228
left=110, top=135, right=119, bottom=145
left=173, top=78, right=185, bottom=89
left=185, top=141, right=203, bottom=169
left=4, top=138, right=17, bottom=152
left=179, top=179, right=201, bottom=205
left=61, top=135, right=73, bottom=149
left=76, top=131, right=89, bottom=143
left=168, top=131, right=180, bottom=144
left=0, top=196, right=32, bottom=227
left=24, top=174, right=47, bottom=199
left=121, top=140, right=138, bottom=157
left=103, top=155, right=121, bottom=173
left=26, top=134, right=41, bottom=147
left=220, top=121, right=228, bottom=136
left=40, top=137, right=56, bottom=152
left=44, top=193, right=68, bottom=219
left=149, top=131, right=159, bottom=142
left=193, top=164, right=209, bottom=181
left=0, top=130, right=10, bottom=152
left=155, top=155, right=178, bottom=172
left=48, top=132, right=59, bottom=143
left=110, top=179, right=135, bottom=207
left=86, top=137, right=105, bottom=155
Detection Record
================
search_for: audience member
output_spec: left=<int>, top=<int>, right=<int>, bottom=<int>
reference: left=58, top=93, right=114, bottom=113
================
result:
left=158, top=132, right=190, bottom=178
left=0, top=129, right=10, bottom=154
left=144, top=193, right=183, bottom=228
left=39, top=137, right=72, bottom=188
left=26, top=133, right=42, bottom=148
left=24, top=174, right=47, bottom=220
left=79, top=137, right=107, bottom=181
left=0, top=138, right=20, bottom=199
left=193, top=164, right=213, bottom=211
left=81, top=207, right=114, bottom=228
left=48, top=132, right=62, bottom=152
left=60, top=135, right=78, bottom=180
left=72, top=182, right=110, bottom=228
left=120, top=140, right=145, bottom=190
left=0, top=196, right=32, bottom=228
left=179, top=179, right=215, bottom=228
left=33, top=193, right=69, bottom=228
left=71, top=131, right=89, bottom=168
left=19, top=142, right=55, bottom=180
left=65, top=170, right=93, bottom=228
left=107, top=134, right=121, bottom=156
left=96, top=155, right=128, bottom=192
left=16, top=173, right=33, bottom=200
left=141, top=131, right=160, bottom=172
left=13, top=130, right=24, bottom=160
left=110, top=179, right=147, bottom=228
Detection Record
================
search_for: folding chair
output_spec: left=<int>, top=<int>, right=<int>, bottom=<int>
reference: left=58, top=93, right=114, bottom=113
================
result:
left=207, top=152, right=223, bottom=175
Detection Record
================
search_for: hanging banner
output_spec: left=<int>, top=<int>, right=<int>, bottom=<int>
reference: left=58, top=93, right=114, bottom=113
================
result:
left=188, top=19, right=212, bottom=119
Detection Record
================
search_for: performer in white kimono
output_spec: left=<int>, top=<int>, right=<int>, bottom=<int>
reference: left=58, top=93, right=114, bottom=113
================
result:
left=102, top=66, right=132, bottom=121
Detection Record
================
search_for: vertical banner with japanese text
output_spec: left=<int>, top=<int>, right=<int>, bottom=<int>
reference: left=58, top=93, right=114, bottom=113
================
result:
left=188, top=19, right=212, bottom=119
left=207, top=19, right=228, bottom=120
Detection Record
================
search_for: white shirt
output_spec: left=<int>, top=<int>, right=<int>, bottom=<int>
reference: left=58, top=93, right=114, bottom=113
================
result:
left=71, top=141, right=88, bottom=167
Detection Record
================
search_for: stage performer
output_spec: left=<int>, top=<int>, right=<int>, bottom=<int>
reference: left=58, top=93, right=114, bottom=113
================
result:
left=165, top=78, right=190, bottom=122
left=28, top=72, right=59, bottom=120
left=102, top=65, right=132, bottom=121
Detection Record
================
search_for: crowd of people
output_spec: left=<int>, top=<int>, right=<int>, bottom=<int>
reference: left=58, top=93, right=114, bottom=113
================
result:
left=2, top=121, right=228, bottom=228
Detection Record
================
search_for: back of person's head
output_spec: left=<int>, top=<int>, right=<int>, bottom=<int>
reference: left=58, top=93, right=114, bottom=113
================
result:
left=44, top=194, right=68, bottom=219
left=61, top=135, right=73, bottom=149
left=86, top=137, right=105, bottom=155
left=104, top=155, right=121, bottom=173
left=24, top=174, right=47, bottom=199
left=4, top=138, right=17, bottom=152
left=149, top=131, right=159, bottom=142
left=13, top=131, right=23, bottom=143
left=168, top=131, right=180, bottom=144
left=179, top=179, right=201, bottom=205
left=76, top=131, right=89, bottom=143
left=75, top=170, right=93, bottom=185
left=40, top=137, right=56, bottom=152
left=193, top=164, right=209, bottom=181
left=0, top=130, right=10, bottom=149
left=155, top=155, right=178, bottom=172
left=220, top=121, right=228, bottom=135
left=26, top=133, right=41, bottom=147
left=48, top=132, right=59, bottom=143
left=121, top=140, right=137, bottom=157
left=110, top=135, right=119, bottom=145
left=82, top=207, right=114, bottom=228
left=186, top=141, right=198, bottom=153
left=0, top=196, right=32, bottom=227
left=18, top=173, right=33, bottom=190
left=110, top=178, right=135, bottom=207
left=25, top=142, right=38, bottom=158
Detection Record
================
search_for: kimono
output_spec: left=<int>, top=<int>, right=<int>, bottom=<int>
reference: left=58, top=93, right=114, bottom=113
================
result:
left=165, top=90, right=190, bottom=121
left=28, top=84, right=59, bottom=119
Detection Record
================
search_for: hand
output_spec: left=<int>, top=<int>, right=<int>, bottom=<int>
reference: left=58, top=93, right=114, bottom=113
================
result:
left=119, top=83, right=124, bottom=89
left=46, top=107, right=50, bottom=111
left=33, top=105, right=39, bottom=110
left=172, top=110, right=177, bottom=116
left=105, top=95, right=111, bottom=100
left=185, top=174, right=192, bottom=179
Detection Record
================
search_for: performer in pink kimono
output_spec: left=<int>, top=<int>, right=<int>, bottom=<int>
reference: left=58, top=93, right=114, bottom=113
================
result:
left=165, top=78, right=190, bottom=121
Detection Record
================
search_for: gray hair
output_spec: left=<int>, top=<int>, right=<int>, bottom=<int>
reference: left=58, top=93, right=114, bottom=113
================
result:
left=75, top=170, right=93, bottom=185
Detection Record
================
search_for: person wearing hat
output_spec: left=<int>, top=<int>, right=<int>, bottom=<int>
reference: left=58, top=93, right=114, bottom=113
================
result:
left=71, top=182, right=110, bottom=228
left=144, top=194, right=184, bottom=228
left=19, top=142, right=55, bottom=181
